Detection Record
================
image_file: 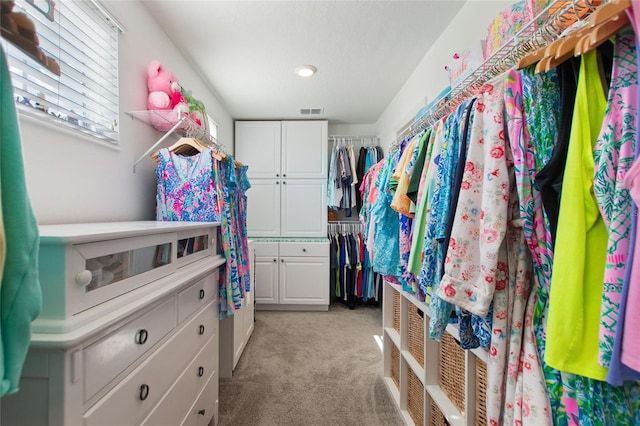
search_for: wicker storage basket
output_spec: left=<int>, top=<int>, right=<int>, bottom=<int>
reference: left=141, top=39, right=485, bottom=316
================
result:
left=438, top=333, right=466, bottom=414
left=475, top=358, right=488, bottom=426
left=430, top=399, right=449, bottom=426
left=408, top=305, right=425, bottom=368
left=408, top=369, right=424, bottom=426
left=393, top=291, right=400, bottom=333
left=391, top=344, right=400, bottom=390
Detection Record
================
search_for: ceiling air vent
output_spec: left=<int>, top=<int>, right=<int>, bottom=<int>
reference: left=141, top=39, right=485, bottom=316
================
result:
left=299, top=108, right=324, bottom=116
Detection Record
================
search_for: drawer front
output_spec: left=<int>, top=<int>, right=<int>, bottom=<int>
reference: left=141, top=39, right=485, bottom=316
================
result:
left=141, top=335, right=217, bottom=426
left=83, top=301, right=217, bottom=426
left=180, top=370, right=217, bottom=426
left=175, top=227, right=216, bottom=269
left=83, top=297, right=176, bottom=401
left=253, top=242, right=278, bottom=257
left=278, top=241, right=328, bottom=257
left=69, top=233, right=177, bottom=317
left=178, top=272, right=217, bottom=324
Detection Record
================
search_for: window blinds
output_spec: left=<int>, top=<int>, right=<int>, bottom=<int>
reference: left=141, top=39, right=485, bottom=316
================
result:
left=2, top=0, right=120, bottom=143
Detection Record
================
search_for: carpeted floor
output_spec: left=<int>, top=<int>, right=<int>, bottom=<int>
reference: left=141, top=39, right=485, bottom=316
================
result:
left=218, top=302, right=403, bottom=426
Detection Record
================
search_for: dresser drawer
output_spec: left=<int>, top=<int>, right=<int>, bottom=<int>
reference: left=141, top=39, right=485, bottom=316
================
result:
left=254, top=242, right=278, bottom=256
left=83, top=301, right=217, bottom=426
left=175, top=227, right=217, bottom=269
left=180, top=370, right=217, bottom=426
left=141, top=336, right=217, bottom=426
left=177, top=272, right=217, bottom=324
left=279, top=241, right=328, bottom=257
left=83, top=297, right=176, bottom=401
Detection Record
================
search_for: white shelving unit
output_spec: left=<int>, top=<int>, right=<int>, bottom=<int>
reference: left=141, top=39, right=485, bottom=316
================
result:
left=383, top=281, right=488, bottom=426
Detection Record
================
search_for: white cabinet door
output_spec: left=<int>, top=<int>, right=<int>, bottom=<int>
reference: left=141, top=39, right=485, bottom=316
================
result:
left=235, top=121, right=281, bottom=179
left=280, top=179, right=327, bottom=238
left=254, top=256, right=279, bottom=304
left=281, top=121, right=327, bottom=179
left=279, top=256, right=329, bottom=305
left=245, top=180, right=281, bottom=237
left=243, top=286, right=254, bottom=340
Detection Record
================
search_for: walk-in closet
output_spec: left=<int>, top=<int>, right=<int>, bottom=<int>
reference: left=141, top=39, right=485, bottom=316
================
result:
left=2, top=1, right=639, bottom=425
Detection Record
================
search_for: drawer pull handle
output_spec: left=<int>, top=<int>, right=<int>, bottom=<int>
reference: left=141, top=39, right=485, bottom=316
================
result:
left=139, top=384, right=150, bottom=401
left=135, top=329, right=148, bottom=345
left=199, top=324, right=205, bottom=335
left=199, top=289, right=205, bottom=299
left=198, top=409, right=206, bottom=416
left=75, top=270, right=93, bottom=286
left=198, top=366, right=204, bottom=377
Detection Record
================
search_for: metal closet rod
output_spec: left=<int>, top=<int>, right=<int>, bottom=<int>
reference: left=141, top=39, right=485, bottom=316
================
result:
left=329, top=135, right=379, bottom=139
left=390, top=0, right=602, bottom=149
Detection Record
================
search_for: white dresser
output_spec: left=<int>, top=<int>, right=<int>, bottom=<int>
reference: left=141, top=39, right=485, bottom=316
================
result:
left=1, top=221, right=225, bottom=426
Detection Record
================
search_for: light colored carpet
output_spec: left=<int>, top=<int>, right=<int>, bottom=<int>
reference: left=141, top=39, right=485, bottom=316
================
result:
left=218, top=302, right=403, bottom=426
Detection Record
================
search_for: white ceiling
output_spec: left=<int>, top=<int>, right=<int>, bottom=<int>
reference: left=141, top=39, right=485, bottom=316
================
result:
left=142, top=1, right=466, bottom=126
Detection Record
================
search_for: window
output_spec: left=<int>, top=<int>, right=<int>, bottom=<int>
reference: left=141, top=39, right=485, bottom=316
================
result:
left=1, top=0, right=121, bottom=143
left=207, top=114, right=218, bottom=141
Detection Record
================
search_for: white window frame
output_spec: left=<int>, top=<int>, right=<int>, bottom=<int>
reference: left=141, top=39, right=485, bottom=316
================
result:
left=1, top=0, right=123, bottom=144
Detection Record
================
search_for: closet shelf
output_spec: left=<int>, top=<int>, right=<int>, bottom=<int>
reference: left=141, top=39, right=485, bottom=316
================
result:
left=127, top=110, right=223, bottom=172
left=397, top=0, right=601, bottom=143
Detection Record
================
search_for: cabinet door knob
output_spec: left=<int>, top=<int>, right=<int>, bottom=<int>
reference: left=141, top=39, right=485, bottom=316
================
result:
left=281, top=259, right=284, bottom=263
left=198, top=409, right=206, bottom=416
left=199, top=289, right=205, bottom=299
left=135, top=329, right=148, bottom=345
left=282, top=181, right=286, bottom=184
left=75, top=270, right=93, bottom=286
left=139, top=384, right=150, bottom=401
left=276, top=173, right=279, bottom=177
left=283, top=174, right=286, bottom=177
left=198, top=366, right=204, bottom=377
left=273, top=259, right=277, bottom=263
left=199, top=324, right=205, bottom=335
left=302, top=248, right=306, bottom=252
left=276, top=181, right=280, bottom=185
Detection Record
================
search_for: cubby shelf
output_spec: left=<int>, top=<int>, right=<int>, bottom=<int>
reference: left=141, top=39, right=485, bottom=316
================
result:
left=383, top=281, right=488, bottom=426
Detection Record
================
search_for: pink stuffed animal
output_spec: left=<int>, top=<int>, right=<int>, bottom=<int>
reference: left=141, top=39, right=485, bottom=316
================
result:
left=147, top=60, right=189, bottom=131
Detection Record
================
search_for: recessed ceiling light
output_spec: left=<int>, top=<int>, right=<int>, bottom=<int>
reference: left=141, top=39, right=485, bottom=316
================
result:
left=295, top=65, right=317, bottom=77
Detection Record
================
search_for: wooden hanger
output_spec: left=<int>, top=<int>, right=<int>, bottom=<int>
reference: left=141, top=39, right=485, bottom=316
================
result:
left=587, top=0, right=631, bottom=28
left=151, top=137, right=226, bottom=162
left=517, top=46, right=546, bottom=70
left=579, top=10, right=630, bottom=55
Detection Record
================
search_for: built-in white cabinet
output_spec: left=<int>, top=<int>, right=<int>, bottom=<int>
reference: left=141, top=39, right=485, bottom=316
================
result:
left=1, top=222, right=225, bottom=426
left=236, top=120, right=328, bottom=180
left=235, top=120, right=328, bottom=238
left=246, top=179, right=327, bottom=238
left=220, top=241, right=255, bottom=378
left=253, top=240, right=329, bottom=311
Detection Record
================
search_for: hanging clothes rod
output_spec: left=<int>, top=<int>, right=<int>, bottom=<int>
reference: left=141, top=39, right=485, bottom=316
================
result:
left=329, top=135, right=379, bottom=140
left=391, top=0, right=602, bottom=148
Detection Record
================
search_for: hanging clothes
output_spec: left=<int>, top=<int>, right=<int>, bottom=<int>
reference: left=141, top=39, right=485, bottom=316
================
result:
left=593, top=29, right=638, bottom=369
left=155, top=148, right=251, bottom=319
left=0, top=44, right=42, bottom=397
left=328, top=142, right=382, bottom=217
left=328, top=223, right=379, bottom=306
